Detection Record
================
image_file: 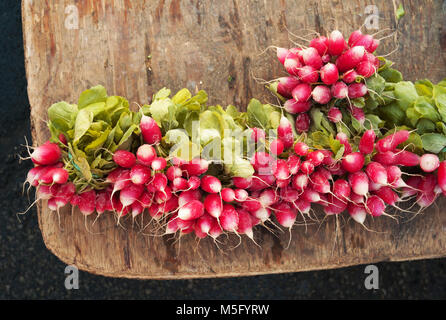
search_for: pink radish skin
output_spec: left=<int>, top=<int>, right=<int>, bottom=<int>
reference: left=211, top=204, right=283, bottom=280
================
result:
left=336, top=132, right=352, bottom=154
left=204, top=193, right=223, bottom=218
left=250, top=127, right=266, bottom=142
left=302, top=47, right=323, bottom=69
left=351, top=34, right=374, bottom=52
left=342, top=70, right=359, bottom=83
left=31, top=142, right=61, bottom=166
left=331, top=81, right=349, bottom=99
left=284, top=57, right=301, bottom=76
left=349, top=171, right=369, bottom=196
left=181, top=158, right=209, bottom=176
left=251, top=152, right=273, bottom=172
left=178, top=189, right=202, bottom=207
left=232, top=176, right=252, bottom=189
left=351, top=107, right=365, bottom=124
left=151, top=157, right=167, bottom=171
left=196, top=213, right=216, bottom=235
left=292, top=173, right=309, bottom=191
left=336, top=46, right=366, bottom=72
left=374, top=186, right=399, bottom=206
left=342, top=152, right=365, bottom=173
left=327, top=30, right=345, bottom=56
left=386, top=166, right=402, bottom=185
left=139, top=191, right=153, bottom=208
left=327, top=107, right=342, bottom=123
left=287, top=155, right=301, bottom=174
left=152, top=173, right=168, bottom=191
left=252, top=207, right=271, bottom=222
left=277, top=116, right=294, bottom=149
left=131, top=201, right=144, bottom=218
left=187, top=176, right=201, bottom=190
left=277, top=47, right=289, bottom=64
left=348, top=30, right=363, bottom=47
left=201, top=175, right=222, bottom=194
left=113, top=150, right=136, bottom=168
left=394, top=150, right=420, bottom=167
left=259, top=188, right=278, bottom=207
left=178, top=199, right=204, bottom=220
left=373, top=151, right=396, bottom=166
left=366, top=195, right=386, bottom=217
left=236, top=209, right=255, bottom=239
left=420, top=154, right=440, bottom=173
left=333, top=179, right=351, bottom=199
left=136, top=144, right=156, bottom=166
left=270, top=139, right=284, bottom=155
left=310, top=172, right=330, bottom=194
left=294, top=199, right=311, bottom=214
left=292, top=83, right=312, bottom=102
left=284, top=99, right=311, bottom=114
left=359, top=129, right=376, bottom=154
left=273, top=202, right=297, bottom=228
left=234, top=189, right=249, bottom=202
left=297, top=65, right=319, bottom=83
left=348, top=83, right=368, bottom=98
left=166, top=166, right=182, bottom=181
left=277, top=77, right=301, bottom=98
left=295, top=113, right=310, bottom=133
left=306, top=150, right=325, bottom=167
left=356, top=61, right=375, bottom=78
left=376, top=130, right=410, bottom=153
left=280, top=187, right=299, bottom=203
left=155, top=186, right=172, bottom=203
left=242, top=199, right=262, bottom=213
left=320, top=63, right=339, bottom=85
left=120, top=183, right=144, bottom=207
left=365, top=162, right=388, bottom=185
left=437, top=161, right=446, bottom=193
left=78, top=190, right=96, bottom=215
left=140, top=115, right=162, bottom=145
left=347, top=203, right=367, bottom=224
left=301, top=161, right=315, bottom=175
left=220, top=204, right=239, bottom=231
left=130, top=164, right=151, bottom=185
left=302, top=188, right=321, bottom=203
left=221, top=188, right=235, bottom=202
left=310, top=36, right=329, bottom=56
left=273, top=159, right=290, bottom=180
left=312, top=85, right=332, bottom=104
left=294, top=142, right=309, bottom=156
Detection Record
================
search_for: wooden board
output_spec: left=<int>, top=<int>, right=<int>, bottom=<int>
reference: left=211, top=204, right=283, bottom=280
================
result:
left=22, top=0, right=446, bottom=279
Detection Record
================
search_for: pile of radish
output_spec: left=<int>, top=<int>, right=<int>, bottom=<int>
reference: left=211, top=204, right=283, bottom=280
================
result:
left=21, top=27, right=446, bottom=245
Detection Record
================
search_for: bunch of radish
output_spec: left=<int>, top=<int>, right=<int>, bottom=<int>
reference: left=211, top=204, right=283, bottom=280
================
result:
left=275, top=29, right=380, bottom=132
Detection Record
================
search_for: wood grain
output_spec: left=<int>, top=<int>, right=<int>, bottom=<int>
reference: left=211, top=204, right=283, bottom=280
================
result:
left=22, top=0, right=446, bottom=279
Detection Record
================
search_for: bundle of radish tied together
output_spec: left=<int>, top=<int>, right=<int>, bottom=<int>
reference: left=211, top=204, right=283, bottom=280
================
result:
left=23, top=27, right=446, bottom=244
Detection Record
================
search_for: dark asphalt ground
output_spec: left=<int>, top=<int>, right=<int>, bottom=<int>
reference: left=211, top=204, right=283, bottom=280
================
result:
left=1, top=1, right=445, bottom=300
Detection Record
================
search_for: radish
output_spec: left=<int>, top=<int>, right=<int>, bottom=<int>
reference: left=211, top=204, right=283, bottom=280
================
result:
left=373, top=151, right=396, bottom=166
left=437, top=161, right=446, bottom=193
left=386, top=166, right=402, bottom=185
left=155, top=186, right=172, bottom=203
left=151, top=157, right=167, bottom=171
left=187, top=176, right=201, bottom=190
left=152, top=173, right=168, bottom=191
left=302, top=47, right=323, bottom=69
left=394, top=150, right=420, bottom=167
left=301, top=160, right=315, bottom=175
left=365, top=162, right=388, bottom=185
left=252, top=207, right=271, bottom=222
left=25, top=166, right=46, bottom=187
left=292, top=173, right=309, bottom=191
left=178, top=199, right=204, bottom=220
left=136, top=144, right=156, bottom=166
left=284, top=99, right=311, bottom=114
left=287, top=155, right=301, bottom=174
left=159, top=195, right=179, bottom=214
left=348, top=30, right=363, bottom=47
left=273, top=202, right=297, bottom=228
left=420, top=154, right=440, bottom=173
left=321, top=54, right=331, bottom=63
left=276, top=47, right=289, bottom=64
left=201, top=175, right=222, bottom=193
left=292, top=83, right=312, bottom=102
left=273, top=159, right=290, bottom=180
left=250, top=152, right=273, bottom=172
left=310, top=171, right=330, bottom=194
left=351, top=34, right=374, bottom=52
left=209, top=219, right=223, bottom=239
left=347, top=202, right=367, bottom=224
left=294, top=198, right=311, bottom=214
left=221, top=188, right=235, bottom=202
left=294, top=142, right=309, bottom=156
left=182, top=158, right=209, bottom=176
left=348, top=83, right=368, bottom=98
left=320, top=63, right=339, bottom=85
left=139, top=191, right=154, bottom=208
left=349, top=171, right=369, bottom=196
left=325, top=194, right=347, bottom=214
left=374, top=186, right=399, bottom=206
left=259, top=188, right=278, bottom=207
left=131, top=201, right=144, bottom=218
left=356, top=61, right=375, bottom=78
left=280, top=187, right=299, bottom=202
left=284, top=57, right=301, bottom=76
left=113, top=150, right=136, bottom=168
left=327, top=30, right=345, bottom=56
left=302, top=188, right=321, bottom=203
left=310, top=36, right=329, bottom=56
left=196, top=213, right=215, bottom=235
left=242, top=198, right=262, bottom=213
left=342, top=70, right=359, bottom=84
left=277, top=116, right=294, bottom=149
left=336, top=46, right=366, bottom=72
left=140, top=115, right=162, bottom=145
left=40, top=167, right=69, bottom=184
left=204, top=193, right=223, bottom=218
left=130, top=164, right=151, bottom=185
left=376, top=130, right=410, bottom=153
left=78, top=189, right=96, bottom=215
left=327, top=107, right=342, bottom=123
left=359, top=129, right=376, bottom=155
left=312, top=85, right=332, bottom=104
left=416, top=191, right=438, bottom=210
left=234, top=189, right=249, bottom=202
left=333, top=179, right=351, bottom=200
left=331, top=81, right=348, bottom=99
left=342, top=152, right=364, bottom=173
left=250, top=127, right=266, bottom=142
left=297, top=65, right=319, bottom=83
left=277, top=77, right=301, bottom=98
left=31, top=141, right=61, bottom=166
left=166, top=166, right=182, bottom=181
left=306, top=150, right=325, bottom=166
left=220, top=204, right=239, bottom=231
left=336, top=132, right=352, bottom=154
left=120, top=183, right=144, bottom=207
left=270, top=139, right=284, bottom=156
left=351, top=107, right=365, bottom=124
left=236, top=208, right=256, bottom=239
left=295, top=113, right=310, bottom=133
left=232, top=176, right=252, bottom=189
left=366, top=195, right=386, bottom=217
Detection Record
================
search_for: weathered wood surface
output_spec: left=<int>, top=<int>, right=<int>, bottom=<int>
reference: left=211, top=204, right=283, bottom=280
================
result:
left=22, top=0, right=446, bottom=279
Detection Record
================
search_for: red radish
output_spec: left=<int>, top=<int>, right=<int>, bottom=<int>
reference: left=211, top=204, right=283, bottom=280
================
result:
left=438, top=161, right=446, bottom=193
left=130, top=164, right=151, bottom=185
left=374, top=186, right=399, bottom=205
left=139, top=191, right=153, bottom=208
left=178, top=199, right=204, bottom=220
left=294, top=142, right=309, bottom=156
left=204, top=193, right=223, bottom=218
left=201, top=175, right=222, bottom=193
left=327, top=30, right=345, bottom=56
left=320, top=150, right=335, bottom=166
left=182, top=158, right=209, bottom=176
left=259, top=188, right=278, bottom=207
left=152, top=173, right=168, bottom=191
left=310, top=36, right=329, bottom=56
left=276, top=179, right=289, bottom=188
left=171, top=157, right=187, bottom=166
left=359, top=129, right=376, bottom=154
left=273, top=159, right=290, bottom=180
left=236, top=209, right=255, bottom=239
left=362, top=52, right=379, bottom=68
left=356, top=61, right=375, bottom=78
left=292, top=173, right=309, bottom=191
left=302, top=188, right=321, bottom=203
left=348, top=83, right=368, bottom=98
left=297, top=65, right=319, bottom=83
left=178, top=189, right=201, bottom=207
left=26, top=166, right=46, bottom=187
left=111, top=170, right=131, bottom=197
left=106, top=167, right=126, bottom=184
left=366, top=195, right=386, bottom=217
left=147, top=203, right=161, bottom=218
left=287, top=155, right=301, bottom=174
left=280, top=187, right=299, bottom=202
left=78, top=189, right=96, bottom=215
left=136, top=144, right=156, bottom=166
left=347, top=203, right=367, bottom=224
left=270, top=138, right=284, bottom=156
left=166, top=166, right=182, bottom=181
left=165, top=214, right=180, bottom=234
left=155, top=186, right=172, bottom=203
left=284, top=57, right=301, bottom=76
left=418, top=174, right=436, bottom=194
left=321, top=54, right=331, bottom=63
left=277, top=77, right=301, bottom=98
left=301, top=160, right=315, bottom=175
left=333, top=179, right=351, bottom=200
left=294, top=198, right=311, bottom=214
left=273, top=202, right=297, bottom=228
left=368, top=39, right=379, bottom=53
left=306, top=150, right=325, bottom=167
left=331, top=81, right=348, bottom=99
left=365, top=162, right=388, bottom=185
left=351, top=34, right=374, bottom=52
left=209, top=220, right=223, bottom=239
left=276, top=47, right=289, bottom=64
left=327, top=107, right=342, bottom=123
left=342, top=70, right=359, bottom=83
left=252, top=207, right=271, bottom=222
left=351, top=106, right=365, bottom=124
left=373, top=151, right=396, bottom=166
left=336, top=132, right=352, bottom=154
left=158, top=195, right=179, bottom=214
left=386, top=166, right=402, bottom=185
left=292, top=83, right=312, bottom=102
left=320, top=63, right=339, bottom=85
left=350, top=192, right=364, bottom=204
left=277, top=116, right=294, bottom=149
left=232, top=176, right=252, bottom=189
left=348, top=30, right=363, bottom=47
left=151, top=157, right=167, bottom=171
left=120, top=183, right=144, bottom=207
left=242, top=198, right=262, bottom=213
left=349, top=171, right=369, bottom=196
left=220, top=204, right=239, bottom=231
left=394, top=150, right=420, bottom=167
left=420, top=154, right=440, bottom=173
left=193, top=223, right=208, bottom=239
left=250, top=127, right=266, bottom=142
left=342, top=152, right=364, bottom=173
left=312, top=85, right=332, bottom=104
left=250, top=152, right=273, bottom=172
left=376, top=130, right=410, bottom=153
left=113, top=150, right=136, bottom=168
left=130, top=201, right=144, bottom=218
left=58, top=133, right=67, bottom=145
left=221, top=188, right=235, bottom=202
left=326, top=194, right=348, bottom=214
left=41, top=167, right=69, bottom=184
left=31, top=141, right=61, bottom=166
left=302, top=47, right=323, bottom=69
left=416, top=191, right=438, bottom=209
left=196, top=213, right=215, bottom=235
left=140, top=115, right=162, bottom=145
left=284, top=99, right=311, bottom=114
left=295, top=113, right=310, bottom=133
left=234, top=189, right=248, bottom=202
left=311, top=171, right=331, bottom=194
left=187, top=176, right=201, bottom=190
left=336, top=46, right=366, bottom=72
